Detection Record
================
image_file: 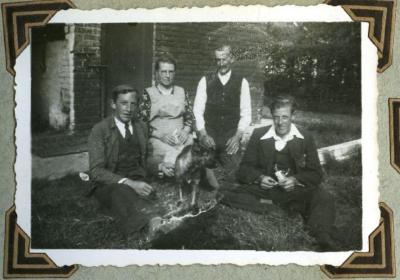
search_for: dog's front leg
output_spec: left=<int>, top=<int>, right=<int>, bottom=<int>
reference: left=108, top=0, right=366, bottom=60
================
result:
left=190, top=179, right=200, bottom=206
left=178, top=186, right=183, bottom=204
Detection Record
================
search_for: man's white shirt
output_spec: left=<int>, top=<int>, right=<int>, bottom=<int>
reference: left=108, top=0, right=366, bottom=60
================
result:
left=114, top=117, right=133, bottom=138
left=193, top=70, right=252, bottom=132
left=260, top=123, right=304, bottom=151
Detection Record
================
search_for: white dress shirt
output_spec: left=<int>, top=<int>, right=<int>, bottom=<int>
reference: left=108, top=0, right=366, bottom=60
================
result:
left=260, top=124, right=304, bottom=151
left=193, top=70, right=252, bottom=132
left=114, top=117, right=133, bottom=138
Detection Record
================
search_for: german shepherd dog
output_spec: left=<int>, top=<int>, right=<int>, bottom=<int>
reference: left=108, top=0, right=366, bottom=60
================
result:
left=174, top=140, right=217, bottom=207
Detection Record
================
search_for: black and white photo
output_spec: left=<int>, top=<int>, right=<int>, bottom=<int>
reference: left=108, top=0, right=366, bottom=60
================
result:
left=13, top=5, right=380, bottom=266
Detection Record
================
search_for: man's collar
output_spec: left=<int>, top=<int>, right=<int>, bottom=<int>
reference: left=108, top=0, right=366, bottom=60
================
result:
left=260, top=123, right=304, bottom=141
left=217, top=70, right=232, bottom=79
left=113, top=116, right=132, bottom=128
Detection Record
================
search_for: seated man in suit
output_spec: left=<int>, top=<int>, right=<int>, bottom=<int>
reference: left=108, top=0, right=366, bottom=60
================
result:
left=88, top=84, right=156, bottom=235
left=235, top=95, right=337, bottom=250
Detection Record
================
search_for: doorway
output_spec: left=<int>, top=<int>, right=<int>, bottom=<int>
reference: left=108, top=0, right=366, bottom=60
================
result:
left=101, top=23, right=153, bottom=117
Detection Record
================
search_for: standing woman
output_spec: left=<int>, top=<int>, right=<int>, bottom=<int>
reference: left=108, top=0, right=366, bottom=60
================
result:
left=140, top=55, right=194, bottom=178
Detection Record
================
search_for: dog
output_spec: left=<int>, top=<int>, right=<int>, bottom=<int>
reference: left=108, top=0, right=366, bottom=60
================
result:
left=174, top=140, right=217, bottom=207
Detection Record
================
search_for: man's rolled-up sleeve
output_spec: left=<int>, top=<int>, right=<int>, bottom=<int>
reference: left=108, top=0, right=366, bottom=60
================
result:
left=237, top=78, right=252, bottom=133
left=193, top=77, right=207, bottom=132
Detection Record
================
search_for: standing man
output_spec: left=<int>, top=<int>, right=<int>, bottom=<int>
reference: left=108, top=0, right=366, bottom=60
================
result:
left=88, top=84, right=155, bottom=234
left=193, top=45, right=251, bottom=185
left=236, top=95, right=337, bottom=250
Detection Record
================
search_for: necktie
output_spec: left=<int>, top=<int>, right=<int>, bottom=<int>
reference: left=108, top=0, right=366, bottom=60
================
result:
left=124, top=123, right=132, bottom=140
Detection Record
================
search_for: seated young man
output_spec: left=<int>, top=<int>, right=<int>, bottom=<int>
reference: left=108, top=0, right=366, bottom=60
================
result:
left=88, top=84, right=157, bottom=235
left=235, top=95, right=337, bottom=251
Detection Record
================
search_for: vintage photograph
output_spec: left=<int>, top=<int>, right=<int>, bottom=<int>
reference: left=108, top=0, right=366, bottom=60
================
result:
left=28, top=20, right=363, bottom=254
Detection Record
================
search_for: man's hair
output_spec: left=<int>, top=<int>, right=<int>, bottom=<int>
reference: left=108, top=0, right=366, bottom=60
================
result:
left=215, top=45, right=233, bottom=56
left=154, top=54, right=177, bottom=71
left=111, top=84, right=139, bottom=102
left=269, top=95, right=297, bottom=114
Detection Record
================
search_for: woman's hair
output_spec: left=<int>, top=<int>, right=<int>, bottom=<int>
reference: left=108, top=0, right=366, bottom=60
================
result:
left=154, top=54, right=177, bottom=71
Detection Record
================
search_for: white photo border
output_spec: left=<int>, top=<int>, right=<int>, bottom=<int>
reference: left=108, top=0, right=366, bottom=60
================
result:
left=14, top=4, right=380, bottom=266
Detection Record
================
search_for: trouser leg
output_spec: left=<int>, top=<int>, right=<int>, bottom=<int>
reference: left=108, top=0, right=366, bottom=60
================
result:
left=209, top=128, right=242, bottom=180
left=305, top=188, right=336, bottom=248
left=218, top=150, right=241, bottom=175
left=272, top=187, right=335, bottom=229
left=94, top=183, right=152, bottom=234
left=268, top=187, right=336, bottom=248
left=200, top=168, right=220, bottom=190
left=222, top=182, right=337, bottom=249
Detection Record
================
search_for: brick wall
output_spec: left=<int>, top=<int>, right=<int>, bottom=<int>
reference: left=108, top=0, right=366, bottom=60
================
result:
left=73, top=24, right=103, bottom=131
left=71, top=23, right=268, bottom=132
left=58, top=41, right=71, bottom=108
left=154, top=23, right=267, bottom=124
left=154, top=23, right=219, bottom=94
left=71, top=23, right=269, bottom=132
left=58, top=26, right=73, bottom=130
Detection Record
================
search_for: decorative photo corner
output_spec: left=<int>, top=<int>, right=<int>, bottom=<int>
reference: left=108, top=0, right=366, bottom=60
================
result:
left=1, top=0, right=397, bottom=278
left=389, top=98, right=400, bottom=174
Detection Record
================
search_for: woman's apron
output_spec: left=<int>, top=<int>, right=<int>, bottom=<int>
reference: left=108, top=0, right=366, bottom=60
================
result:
left=146, top=86, right=193, bottom=165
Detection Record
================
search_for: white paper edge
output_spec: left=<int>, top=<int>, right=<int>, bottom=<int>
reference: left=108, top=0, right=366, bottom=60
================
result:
left=14, top=4, right=380, bottom=267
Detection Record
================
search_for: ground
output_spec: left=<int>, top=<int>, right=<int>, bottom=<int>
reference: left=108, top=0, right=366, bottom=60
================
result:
left=31, top=112, right=362, bottom=251
left=31, top=153, right=361, bottom=250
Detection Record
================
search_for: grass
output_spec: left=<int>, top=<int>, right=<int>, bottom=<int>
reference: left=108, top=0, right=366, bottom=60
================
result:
left=295, top=110, right=361, bottom=148
left=321, top=149, right=362, bottom=250
left=31, top=150, right=361, bottom=251
left=31, top=174, right=315, bottom=250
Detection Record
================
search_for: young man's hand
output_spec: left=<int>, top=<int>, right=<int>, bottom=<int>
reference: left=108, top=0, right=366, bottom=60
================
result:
left=278, top=176, right=298, bottom=192
left=124, top=179, right=153, bottom=196
left=259, top=175, right=278, bottom=189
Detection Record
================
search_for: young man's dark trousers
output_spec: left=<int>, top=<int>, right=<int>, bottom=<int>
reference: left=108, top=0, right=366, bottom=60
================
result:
left=93, top=181, right=155, bottom=235
left=222, top=183, right=336, bottom=249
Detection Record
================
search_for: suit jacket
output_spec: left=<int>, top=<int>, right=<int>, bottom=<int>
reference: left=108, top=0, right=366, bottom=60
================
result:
left=237, top=125, right=323, bottom=189
left=88, top=116, right=148, bottom=185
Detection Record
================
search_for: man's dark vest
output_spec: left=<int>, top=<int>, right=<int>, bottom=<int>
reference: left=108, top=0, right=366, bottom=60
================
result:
left=115, top=128, right=146, bottom=179
left=204, top=71, right=243, bottom=134
left=272, top=145, right=296, bottom=178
